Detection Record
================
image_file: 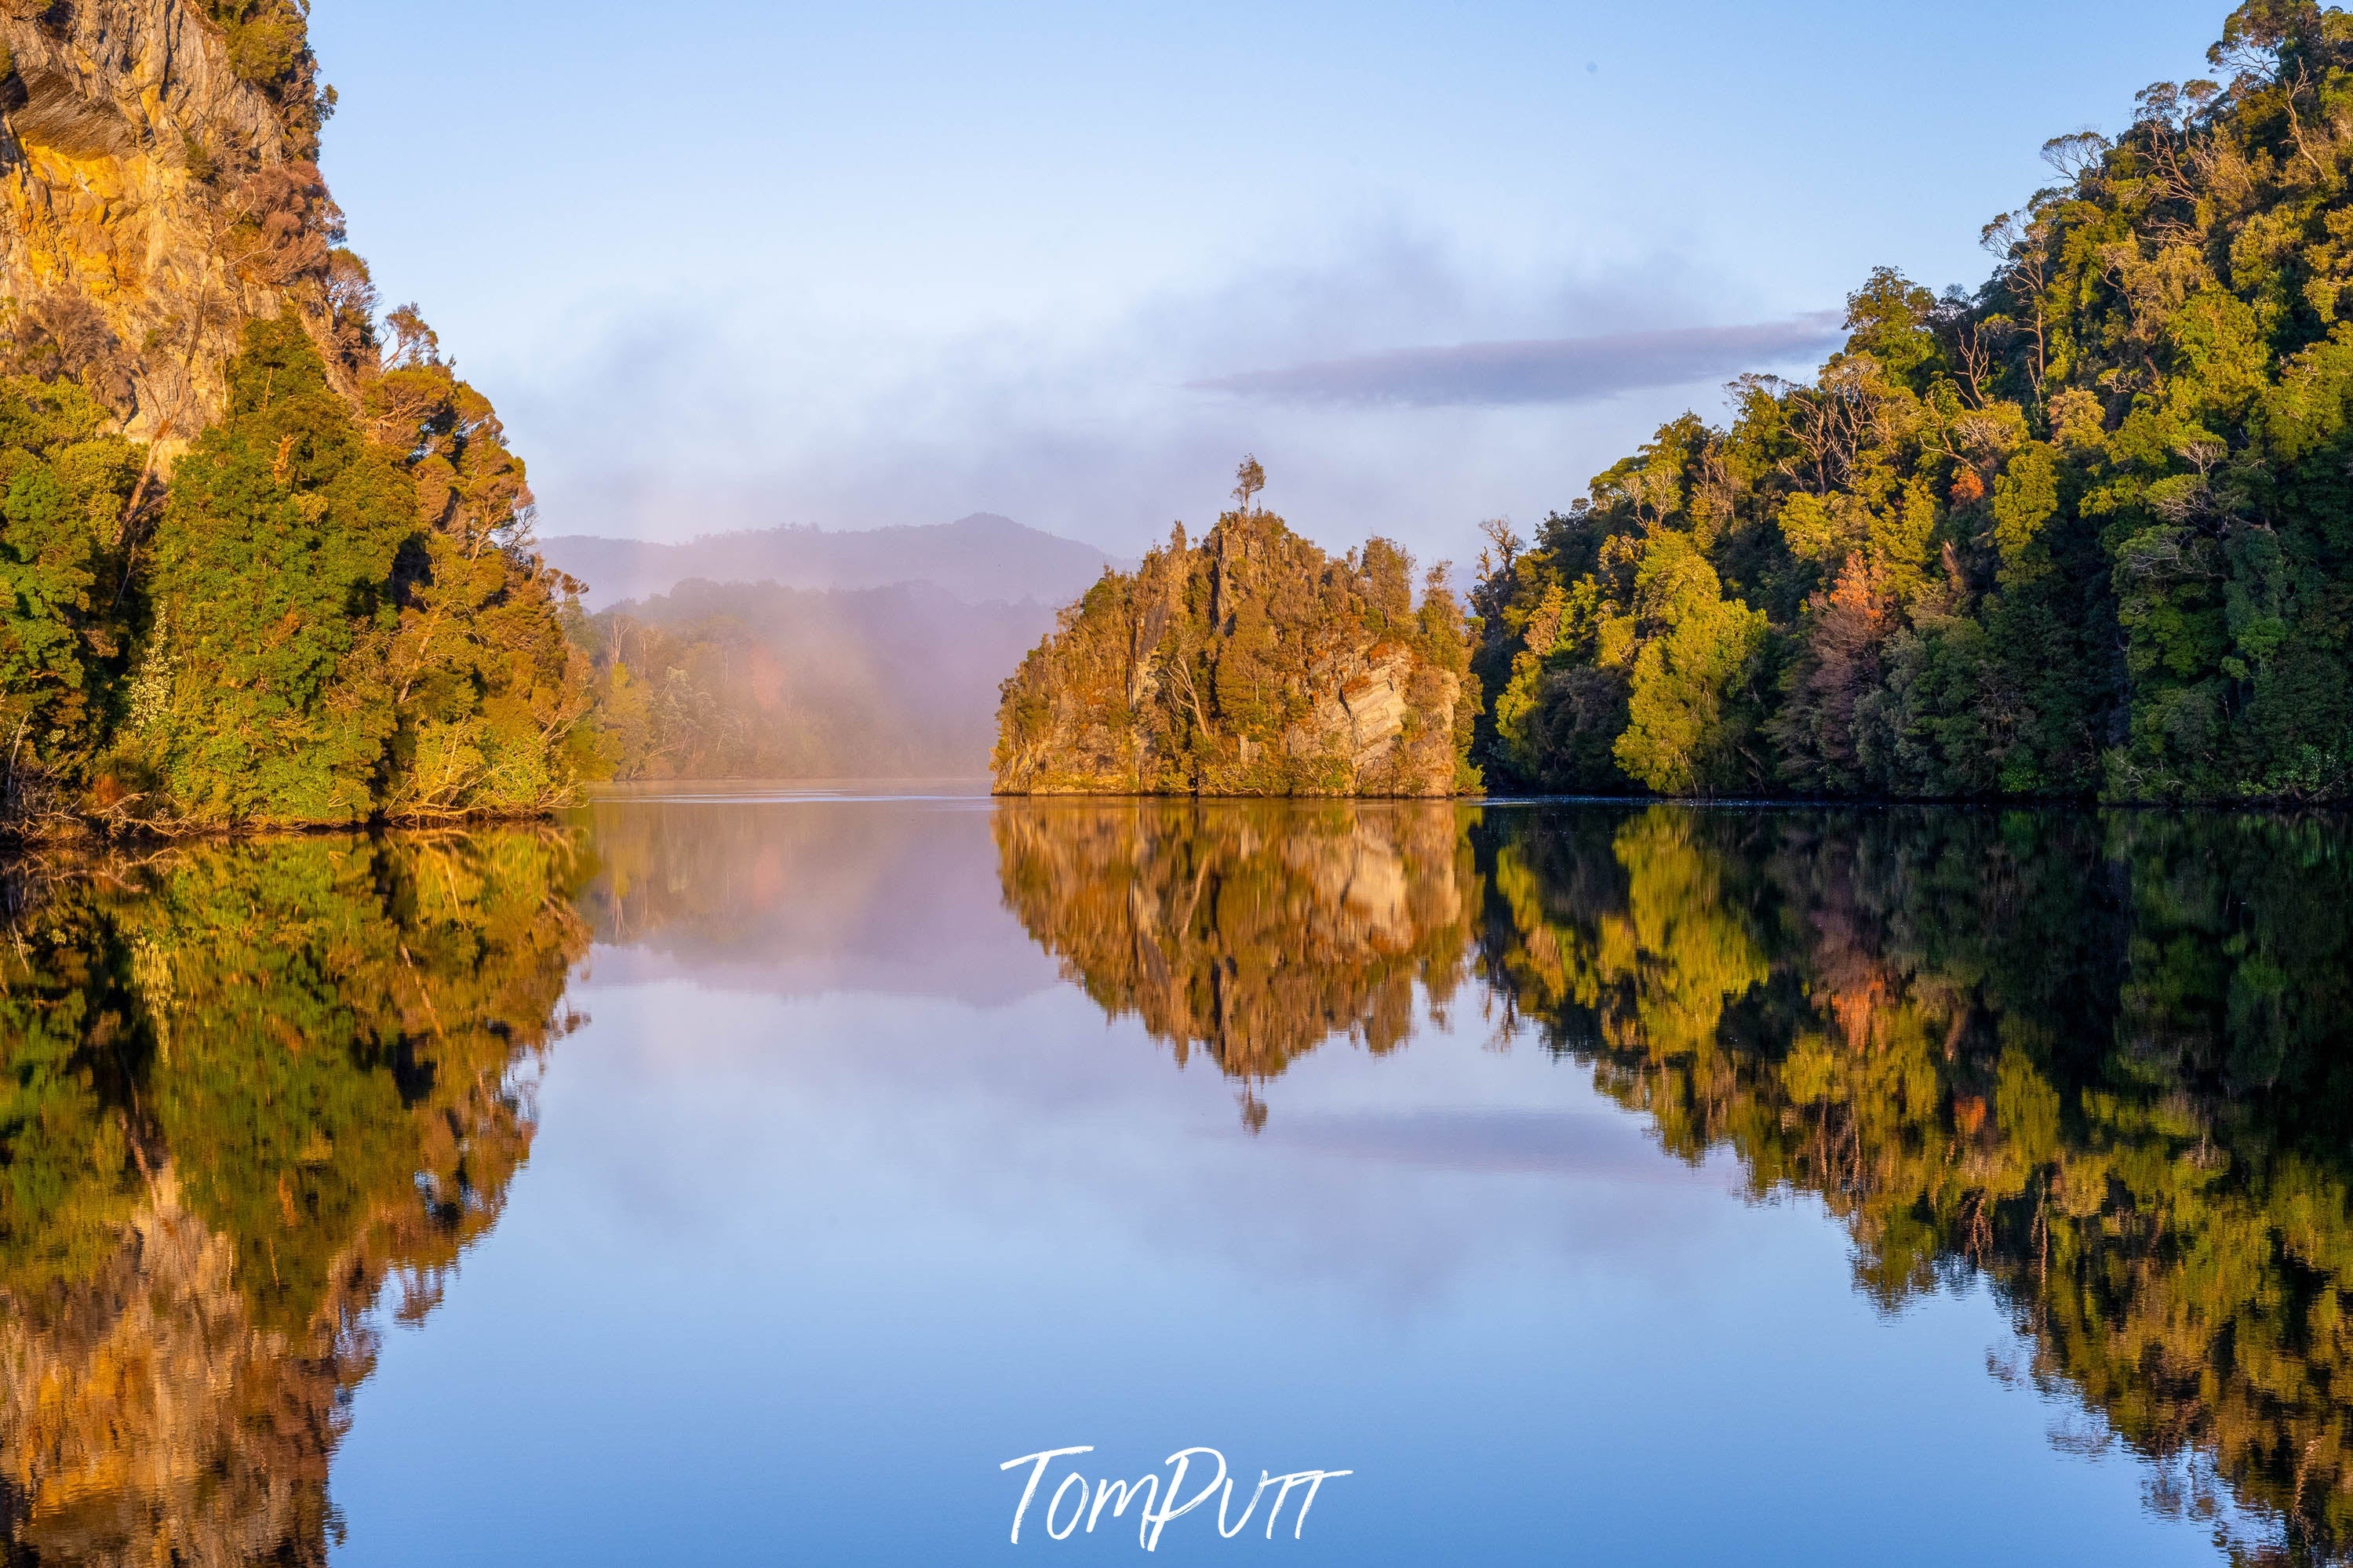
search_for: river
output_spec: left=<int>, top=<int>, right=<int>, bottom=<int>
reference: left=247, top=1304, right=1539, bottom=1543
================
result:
left=2, top=788, right=2345, bottom=1565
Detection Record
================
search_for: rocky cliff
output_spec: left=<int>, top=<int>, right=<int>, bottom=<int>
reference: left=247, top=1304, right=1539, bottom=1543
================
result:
left=992, top=474, right=1480, bottom=797
left=0, top=0, right=336, bottom=452
left=0, top=0, right=598, bottom=833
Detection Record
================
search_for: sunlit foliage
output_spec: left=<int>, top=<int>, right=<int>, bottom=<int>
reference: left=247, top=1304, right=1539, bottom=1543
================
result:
left=996, top=462, right=1479, bottom=796
left=1475, top=2, right=2353, bottom=802
left=0, top=307, right=598, bottom=832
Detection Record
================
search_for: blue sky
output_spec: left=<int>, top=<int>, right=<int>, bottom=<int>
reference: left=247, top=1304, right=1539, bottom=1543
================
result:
left=313, top=0, right=2228, bottom=566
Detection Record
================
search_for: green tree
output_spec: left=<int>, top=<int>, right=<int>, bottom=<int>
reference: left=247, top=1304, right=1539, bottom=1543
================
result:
left=126, top=318, right=412, bottom=825
left=0, top=377, right=141, bottom=814
left=1614, top=533, right=1768, bottom=794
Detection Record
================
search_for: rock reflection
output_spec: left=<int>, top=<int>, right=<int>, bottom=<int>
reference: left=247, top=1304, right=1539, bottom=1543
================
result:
left=0, top=829, right=589, bottom=1566
left=993, top=800, right=1481, bottom=1125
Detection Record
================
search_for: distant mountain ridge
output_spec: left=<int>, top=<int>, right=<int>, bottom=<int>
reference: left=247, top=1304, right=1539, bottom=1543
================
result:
left=541, top=514, right=1127, bottom=610
left=580, top=579, right=1058, bottom=779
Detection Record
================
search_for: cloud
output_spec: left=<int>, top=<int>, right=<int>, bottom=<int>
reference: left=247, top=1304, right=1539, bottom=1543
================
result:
left=1189, top=312, right=1846, bottom=407
left=1266, top=1108, right=1696, bottom=1181
left=483, top=226, right=1838, bottom=563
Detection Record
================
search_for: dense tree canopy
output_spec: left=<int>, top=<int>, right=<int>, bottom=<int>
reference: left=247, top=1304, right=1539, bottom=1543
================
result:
left=0, top=306, right=598, bottom=834
left=1475, top=0, right=2353, bottom=802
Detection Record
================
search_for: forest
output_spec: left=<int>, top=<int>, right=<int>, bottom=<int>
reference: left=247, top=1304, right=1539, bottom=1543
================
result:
left=1472, top=0, right=2353, bottom=802
left=0, top=0, right=597, bottom=836
left=577, top=579, right=1048, bottom=780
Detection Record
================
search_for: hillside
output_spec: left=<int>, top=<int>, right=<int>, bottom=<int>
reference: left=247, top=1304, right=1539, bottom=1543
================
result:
left=0, top=0, right=595, bottom=832
left=1473, top=1, right=2353, bottom=804
left=580, top=579, right=1054, bottom=778
left=541, top=513, right=1125, bottom=610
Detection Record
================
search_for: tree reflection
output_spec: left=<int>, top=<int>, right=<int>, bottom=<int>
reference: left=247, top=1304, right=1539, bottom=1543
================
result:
left=1479, top=806, right=2353, bottom=1566
left=998, top=795, right=2353, bottom=1559
left=993, top=800, right=1481, bottom=1123
left=0, top=829, right=589, bottom=1566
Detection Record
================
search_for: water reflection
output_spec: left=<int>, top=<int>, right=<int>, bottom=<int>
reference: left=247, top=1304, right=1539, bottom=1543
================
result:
left=581, top=793, right=1058, bottom=1005
left=0, top=798, right=2344, bottom=1565
left=1011, top=800, right=2353, bottom=1565
left=993, top=800, right=1481, bottom=1126
left=0, top=830, right=588, bottom=1566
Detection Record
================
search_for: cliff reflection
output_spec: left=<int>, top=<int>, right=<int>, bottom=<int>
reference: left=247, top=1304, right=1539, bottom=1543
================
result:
left=1481, top=806, right=2353, bottom=1566
left=993, top=801, right=1481, bottom=1123
left=0, top=829, right=589, bottom=1566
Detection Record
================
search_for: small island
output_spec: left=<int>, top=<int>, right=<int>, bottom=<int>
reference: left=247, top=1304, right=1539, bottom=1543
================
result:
left=992, top=460, right=1480, bottom=797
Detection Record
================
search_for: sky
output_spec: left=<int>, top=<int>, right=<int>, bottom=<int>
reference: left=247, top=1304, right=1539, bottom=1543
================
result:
left=311, top=0, right=2231, bottom=569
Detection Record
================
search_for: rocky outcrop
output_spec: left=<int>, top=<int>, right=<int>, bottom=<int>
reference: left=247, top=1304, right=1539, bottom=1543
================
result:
left=1295, top=646, right=1464, bottom=793
left=0, top=0, right=333, bottom=449
left=993, top=490, right=1479, bottom=797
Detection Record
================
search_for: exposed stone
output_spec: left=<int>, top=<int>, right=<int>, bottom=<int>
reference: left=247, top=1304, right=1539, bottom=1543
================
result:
left=0, top=0, right=324, bottom=449
left=994, top=509, right=1477, bottom=797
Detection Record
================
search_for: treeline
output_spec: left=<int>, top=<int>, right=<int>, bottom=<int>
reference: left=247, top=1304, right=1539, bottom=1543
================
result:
left=994, top=463, right=1478, bottom=796
left=0, top=308, right=596, bottom=831
left=575, top=578, right=1048, bottom=780
left=1475, top=1, right=2353, bottom=802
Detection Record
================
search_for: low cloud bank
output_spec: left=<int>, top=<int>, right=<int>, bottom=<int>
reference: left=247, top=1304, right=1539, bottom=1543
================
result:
left=1190, top=313, right=1845, bottom=407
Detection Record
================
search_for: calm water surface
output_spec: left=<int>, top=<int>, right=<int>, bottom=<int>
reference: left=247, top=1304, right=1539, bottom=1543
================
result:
left=2, top=791, right=2348, bottom=1565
